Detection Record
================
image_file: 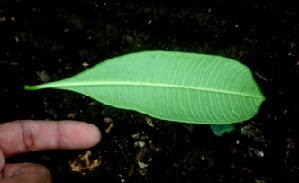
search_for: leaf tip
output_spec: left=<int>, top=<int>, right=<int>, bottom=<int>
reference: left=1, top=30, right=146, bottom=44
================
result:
left=24, top=85, right=36, bottom=91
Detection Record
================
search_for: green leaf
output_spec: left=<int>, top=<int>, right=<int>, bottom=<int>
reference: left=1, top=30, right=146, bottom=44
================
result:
left=210, top=124, right=236, bottom=136
left=25, top=50, right=265, bottom=124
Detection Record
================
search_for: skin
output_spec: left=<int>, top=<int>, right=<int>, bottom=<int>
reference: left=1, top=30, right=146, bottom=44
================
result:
left=0, top=120, right=101, bottom=183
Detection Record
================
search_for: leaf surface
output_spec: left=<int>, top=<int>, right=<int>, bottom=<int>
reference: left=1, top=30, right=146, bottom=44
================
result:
left=25, top=51, right=265, bottom=124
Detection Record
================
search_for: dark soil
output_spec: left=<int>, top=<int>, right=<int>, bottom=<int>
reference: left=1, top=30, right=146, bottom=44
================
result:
left=1, top=0, right=299, bottom=182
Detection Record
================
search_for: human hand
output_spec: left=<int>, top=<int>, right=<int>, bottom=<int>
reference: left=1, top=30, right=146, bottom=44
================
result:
left=0, top=120, right=101, bottom=183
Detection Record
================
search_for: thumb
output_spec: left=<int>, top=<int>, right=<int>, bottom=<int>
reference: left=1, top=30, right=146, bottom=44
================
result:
left=1, top=163, right=52, bottom=183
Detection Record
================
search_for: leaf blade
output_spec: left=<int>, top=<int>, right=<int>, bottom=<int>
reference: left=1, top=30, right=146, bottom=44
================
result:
left=25, top=50, right=265, bottom=124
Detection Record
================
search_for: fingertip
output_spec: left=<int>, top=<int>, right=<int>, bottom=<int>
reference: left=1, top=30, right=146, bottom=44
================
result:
left=86, top=123, right=102, bottom=147
left=83, top=123, right=102, bottom=147
left=92, top=124, right=102, bottom=144
left=58, top=121, right=102, bottom=149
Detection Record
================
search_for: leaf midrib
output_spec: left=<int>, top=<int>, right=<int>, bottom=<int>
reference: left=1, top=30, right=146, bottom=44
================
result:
left=28, top=81, right=263, bottom=99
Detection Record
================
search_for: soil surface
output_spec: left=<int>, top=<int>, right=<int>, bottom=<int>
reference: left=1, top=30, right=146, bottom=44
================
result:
left=1, top=0, right=299, bottom=182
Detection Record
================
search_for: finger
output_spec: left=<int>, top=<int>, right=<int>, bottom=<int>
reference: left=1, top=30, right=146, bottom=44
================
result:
left=0, top=120, right=101, bottom=158
left=1, top=163, right=51, bottom=183
left=0, top=149, right=4, bottom=174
